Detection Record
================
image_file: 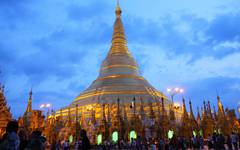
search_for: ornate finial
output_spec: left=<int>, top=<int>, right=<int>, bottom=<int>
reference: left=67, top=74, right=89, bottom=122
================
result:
left=0, top=85, right=4, bottom=93
left=117, top=0, right=120, bottom=6
left=29, top=88, right=33, bottom=97
left=115, top=0, right=121, bottom=18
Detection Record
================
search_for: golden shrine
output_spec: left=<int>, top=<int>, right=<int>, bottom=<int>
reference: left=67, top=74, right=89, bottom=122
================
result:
left=18, top=89, right=45, bottom=134
left=0, top=85, right=12, bottom=137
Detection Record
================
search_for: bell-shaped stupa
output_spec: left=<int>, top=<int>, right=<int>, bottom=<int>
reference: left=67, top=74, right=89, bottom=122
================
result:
left=69, top=3, right=168, bottom=107
left=55, top=2, right=171, bottom=142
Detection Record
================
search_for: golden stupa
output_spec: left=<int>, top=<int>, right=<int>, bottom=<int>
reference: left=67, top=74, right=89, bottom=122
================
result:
left=55, top=2, right=171, bottom=142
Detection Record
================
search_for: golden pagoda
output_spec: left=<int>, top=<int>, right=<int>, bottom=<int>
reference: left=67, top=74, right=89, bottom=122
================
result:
left=201, top=101, right=215, bottom=138
left=179, top=98, right=191, bottom=137
left=18, top=89, right=45, bottom=133
left=0, top=85, right=12, bottom=137
left=189, top=100, right=199, bottom=135
left=55, top=2, right=171, bottom=143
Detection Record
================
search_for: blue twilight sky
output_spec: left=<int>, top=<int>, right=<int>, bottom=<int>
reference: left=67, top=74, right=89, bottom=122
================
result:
left=0, top=0, right=240, bottom=118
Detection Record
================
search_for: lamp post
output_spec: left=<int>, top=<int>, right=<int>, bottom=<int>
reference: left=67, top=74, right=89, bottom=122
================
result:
left=167, top=87, right=184, bottom=103
left=40, top=103, right=52, bottom=117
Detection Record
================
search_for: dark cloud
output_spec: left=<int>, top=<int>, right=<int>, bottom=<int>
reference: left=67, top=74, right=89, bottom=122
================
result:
left=207, top=13, right=240, bottom=43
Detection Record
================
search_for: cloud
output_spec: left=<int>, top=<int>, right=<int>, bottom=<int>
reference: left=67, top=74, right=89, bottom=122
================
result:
left=0, top=0, right=240, bottom=117
left=206, top=12, right=240, bottom=43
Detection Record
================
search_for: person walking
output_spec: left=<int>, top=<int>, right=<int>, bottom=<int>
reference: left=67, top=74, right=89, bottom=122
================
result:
left=231, top=132, right=238, bottom=150
left=63, top=140, right=70, bottom=150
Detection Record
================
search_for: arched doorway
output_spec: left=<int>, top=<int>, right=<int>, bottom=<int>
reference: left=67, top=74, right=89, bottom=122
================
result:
left=112, top=131, right=118, bottom=143
left=129, top=130, right=137, bottom=142
left=167, top=130, right=174, bottom=139
left=97, top=134, right=102, bottom=145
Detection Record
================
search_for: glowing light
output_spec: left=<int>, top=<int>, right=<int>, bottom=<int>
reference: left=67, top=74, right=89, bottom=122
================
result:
left=46, top=104, right=51, bottom=107
left=97, top=134, right=102, bottom=145
left=112, top=131, right=118, bottom=143
left=179, top=88, right=184, bottom=93
left=168, top=130, right=174, bottom=139
left=69, top=135, right=73, bottom=143
left=129, top=130, right=137, bottom=141
left=174, top=87, right=179, bottom=92
left=173, top=103, right=180, bottom=109
left=199, top=130, right=203, bottom=136
left=167, top=88, right=171, bottom=92
left=193, top=131, right=197, bottom=137
left=40, top=104, right=45, bottom=108
left=167, top=87, right=184, bottom=94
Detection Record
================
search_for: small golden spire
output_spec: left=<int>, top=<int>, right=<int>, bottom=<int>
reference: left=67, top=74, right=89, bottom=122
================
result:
left=115, top=0, right=121, bottom=18
left=25, top=88, right=33, bottom=114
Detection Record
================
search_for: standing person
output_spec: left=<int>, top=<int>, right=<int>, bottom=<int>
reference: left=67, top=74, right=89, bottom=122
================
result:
left=158, top=137, right=165, bottom=150
left=218, top=133, right=225, bottom=150
left=18, top=129, right=28, bottom=150
left=75, top=138, right=81, bottom=150
left=56, top=140, right=61, bottom=150
left=207, top=134, right=213, bottom=149
left=199, top=135, right=204, bottom=150
left=227, top=135, right=232, bottom=150
left=0, top=120, right=20, bottom=150
left=136, top=136, right=142, bottom=150
left=79, top=129, right=90, bottom=150
left=51, top=140, right=56, bottom=150
left=130, top=138, right=136, bottom=149
left=25, top=130, right=46, bottom=150
left=63, top=140, right=70, bottom=150
left=231, top=132, right=238, bottom=150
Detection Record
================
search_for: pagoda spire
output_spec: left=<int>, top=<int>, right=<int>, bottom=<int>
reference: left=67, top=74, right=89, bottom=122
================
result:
left=189, top=99, right=198, bottom=132
left=216, top=95, right=229, bottom=135
left=180, top=97, right=191, bottom=137
left=160, top=97, right=169, bottom=139
left=189, top=100, right=195, bottom=120
left=182, top=98, right=188, bottom=115
left=203, top=101, right=207, bottom=118
left=66, top=107, right=72, bottom=127
left=213, top=105, right=217, bottom=121
left=197, top=107, right=201, bottom=127
left=217, top=95, right=225, bottom=117
left=207, top=101, right=214, bottom=120
left=0, top=84, right=12, bottom=137
left=108, top=0, right=130, bottom=56
left=25, top=88, right=33, bottom=114
left=139, top=97, right=145, bottom=121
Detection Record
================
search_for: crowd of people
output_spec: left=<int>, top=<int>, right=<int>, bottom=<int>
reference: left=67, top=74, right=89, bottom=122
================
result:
left=92, top=133, right=239, bottom=150
left=0, top=120, right=240, bottom=150
left=0, top=120, right=90, bottom=150
left=0, top=120, right=47, bottom=150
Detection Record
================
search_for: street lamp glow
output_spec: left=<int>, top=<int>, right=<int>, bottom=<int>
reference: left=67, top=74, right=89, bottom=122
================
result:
left=40, top=104, right=45, bottom=108
left=179, top=88, right=184, bottom=93
left=173, top=103, right=180, bottom=109
left=167, top=88, right=171, bottom=92
left=174, top=87, right=179, bottom=92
